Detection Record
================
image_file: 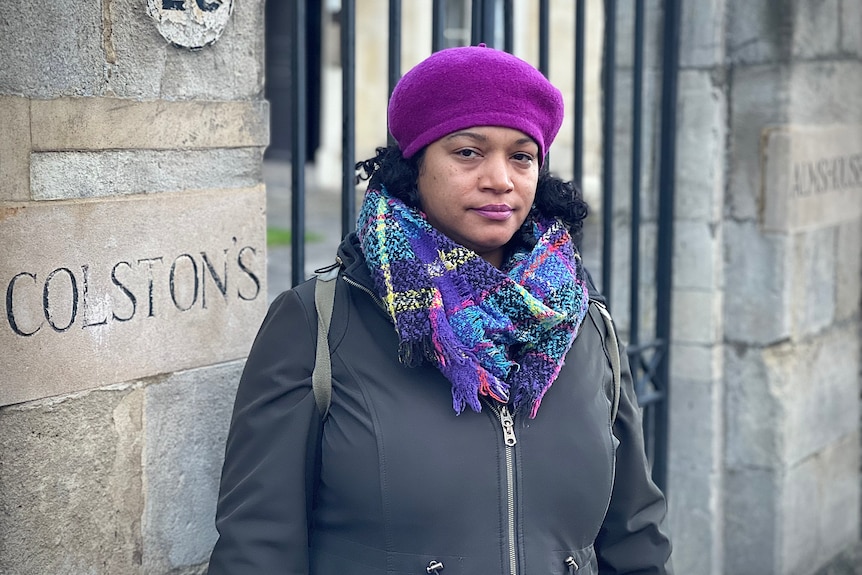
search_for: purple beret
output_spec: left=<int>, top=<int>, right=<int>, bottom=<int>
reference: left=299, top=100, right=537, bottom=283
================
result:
left=388, top=45, right=564, bottom=162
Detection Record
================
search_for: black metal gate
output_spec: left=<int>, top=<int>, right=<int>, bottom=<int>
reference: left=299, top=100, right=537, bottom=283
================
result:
left=280, top=0, right=680, bottom=491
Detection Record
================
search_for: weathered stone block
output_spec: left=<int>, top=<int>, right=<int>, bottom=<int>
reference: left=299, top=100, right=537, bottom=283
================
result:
left=728, top=64, right=790, bottom=222
left=0, top=1, right=104, bottom=97
left=30, top=98, right=269, bottom=152
left=671, top=342, right=720, bottom=383
left=679, top=0, right=727, bottom=69
left=781, top=433, right=860, bottom=574
left=665, top=371, right=723, bottom=572
left=31, top=148, right=263, bottom=200
left=724, top=220, right=793, bottom=345
left=780, top=456, right=822, bottom=573
left=675, top=71, right=725, bottom=222
left=0, top=187, right=267, bottom=406
left=107, top=0, right=264, bottom=100
left=0, top=96, right=30, bottom=201
left=835, top=219, right=862, bottom=321
left=777, top=325, right=860, bottom=465
left=669, top=375, right=723, bottom=476
left=790, top=0, right=842, bottom=59
left=672, top=288, right=722, bottom=344
left=789, top=227, right=837, bottom=337
left=667, top=446, right=722, bottom=575
left=142, top=361, right=243, bottom=573
left=0, top=0, right=264, bottom=100
left=724, top=343, right=783, bottom=468
left=788, top=61, right=862, bottom=123
left=842, top=0, right=862, bottom=57
left=725, top=326, right=860, bottom=469
left=673, top=220, right=717, bottom=291
left=725, top=446, right=858, bottom=574
left=724, top=467, right=779, bottom=574
left=728, top=0, right=841, bottom=64
left=0, top=386, right=144, bottom=574
left=727, top=0, right=788, bottom=65
left=813, top=434, right=860, bottom=565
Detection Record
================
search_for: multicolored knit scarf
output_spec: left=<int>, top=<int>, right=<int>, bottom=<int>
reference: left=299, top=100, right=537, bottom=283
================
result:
left=357, top=187, right=590, bottom=418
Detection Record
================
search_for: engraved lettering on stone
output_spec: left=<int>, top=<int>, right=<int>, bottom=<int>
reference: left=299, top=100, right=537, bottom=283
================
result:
left=110, top=261, right=137, bottom=322
left=236, top=245, right=261, bottom=302
left=137, top=257, right=164, bottom=318
left=43, top=268, right=78, bottom=333
left=201, top=250, right=229, bottom=308
left=6, top=272, right=41, bottom=337
left=81, top=264, right=109, bottom=329
left=4, top=245, right=262, bottom=337
left=793, top=154, right=862, bottom=197
left=762, top=126, right=862, bottom=232
left=170, top=254, right=199, bottom=312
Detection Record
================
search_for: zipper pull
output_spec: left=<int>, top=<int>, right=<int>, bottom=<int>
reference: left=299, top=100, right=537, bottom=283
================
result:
left=500, top=405, right=517, bottom=447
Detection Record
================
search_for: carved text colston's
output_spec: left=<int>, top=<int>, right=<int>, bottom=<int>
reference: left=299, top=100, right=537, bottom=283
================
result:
left=5, top=243, right=261, bottom=337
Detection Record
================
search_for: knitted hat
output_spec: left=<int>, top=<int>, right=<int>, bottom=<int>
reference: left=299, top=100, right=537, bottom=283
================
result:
left=388, top=44, right=564, bottom=162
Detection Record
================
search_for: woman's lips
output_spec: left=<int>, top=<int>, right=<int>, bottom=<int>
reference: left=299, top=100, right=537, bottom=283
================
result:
left=473, top=205, right=513, bottom=221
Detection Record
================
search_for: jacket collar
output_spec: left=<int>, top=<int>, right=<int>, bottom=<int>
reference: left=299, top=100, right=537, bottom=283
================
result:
left=337, top=232, right=375, bottom=291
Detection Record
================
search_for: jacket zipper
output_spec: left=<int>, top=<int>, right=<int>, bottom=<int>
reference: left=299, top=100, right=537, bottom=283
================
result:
left=489, top=402, right=518, bottom=575
left=346, top=273, right=521, bottom=573
left=342, top=275, right=387, bottom=311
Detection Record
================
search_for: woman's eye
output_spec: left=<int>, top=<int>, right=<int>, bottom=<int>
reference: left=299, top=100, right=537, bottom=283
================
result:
left=456, top=148, right=479, bottom=158
left=512, top=153, right=535, bottom=164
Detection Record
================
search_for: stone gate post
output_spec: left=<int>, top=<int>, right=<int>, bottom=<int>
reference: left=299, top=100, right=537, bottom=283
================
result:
left=667, top=1, right=862, bottom=573
left=0, top=1, right=267, bottom=573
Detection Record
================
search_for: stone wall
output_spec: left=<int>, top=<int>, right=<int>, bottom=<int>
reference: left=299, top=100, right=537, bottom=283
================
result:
left=664, top=1, right=862, bottom=573
left=665, top=1, right=729, bottom=573
left=0, top=1, right=267, bottom=573
left=722, top=1, right=862, bottom=572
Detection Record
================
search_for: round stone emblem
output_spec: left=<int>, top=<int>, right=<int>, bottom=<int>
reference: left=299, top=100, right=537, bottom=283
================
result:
left=147, top=0, right=235, bottom=50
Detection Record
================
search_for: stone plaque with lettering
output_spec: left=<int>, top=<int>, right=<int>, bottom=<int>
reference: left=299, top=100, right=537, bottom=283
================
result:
left=0, top=187, right=267, bottom=406
left=761, top=125, right=862, bottom=232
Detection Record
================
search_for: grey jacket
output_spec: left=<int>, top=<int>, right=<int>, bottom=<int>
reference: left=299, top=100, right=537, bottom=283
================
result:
left=208, top=234, right=673, bottom=575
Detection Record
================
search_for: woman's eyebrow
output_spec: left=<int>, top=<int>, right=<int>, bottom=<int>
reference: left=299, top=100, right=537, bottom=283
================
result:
left=445, top=132, right=537, bottom=149
left=445, top=130, right=487, bottom=142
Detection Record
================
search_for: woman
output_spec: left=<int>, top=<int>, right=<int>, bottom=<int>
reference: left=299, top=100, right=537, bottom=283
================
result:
left=208, top=45, right=673, bottom=574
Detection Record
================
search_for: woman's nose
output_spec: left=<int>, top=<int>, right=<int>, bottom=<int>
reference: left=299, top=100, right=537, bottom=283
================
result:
left=479, top=154, right=514, bottom=193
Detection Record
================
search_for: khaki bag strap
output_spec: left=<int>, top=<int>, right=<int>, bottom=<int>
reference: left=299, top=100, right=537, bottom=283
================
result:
left=312, top=267, right=339, bottom=417
left=590, top=300, right=621, bottom=424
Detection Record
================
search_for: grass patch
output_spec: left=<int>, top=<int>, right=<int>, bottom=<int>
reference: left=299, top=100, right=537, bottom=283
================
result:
left=267, top=227, right=325, bottom=246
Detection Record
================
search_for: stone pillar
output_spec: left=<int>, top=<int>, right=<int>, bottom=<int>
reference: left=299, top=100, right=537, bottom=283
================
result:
left=0, top=1, right=267, bottom=573
left=665, top=1, right=729, bottom=573
left=722, top=1, right=861, bottom=573
left=667, top=1, right=862, bottom=573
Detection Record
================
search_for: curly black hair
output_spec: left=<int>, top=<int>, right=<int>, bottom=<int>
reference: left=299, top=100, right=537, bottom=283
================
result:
left=355, top=144, right=589, bottom=252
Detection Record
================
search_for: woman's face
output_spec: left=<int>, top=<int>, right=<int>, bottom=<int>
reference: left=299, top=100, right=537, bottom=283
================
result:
left=416, top=126, right=540, bottom=268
